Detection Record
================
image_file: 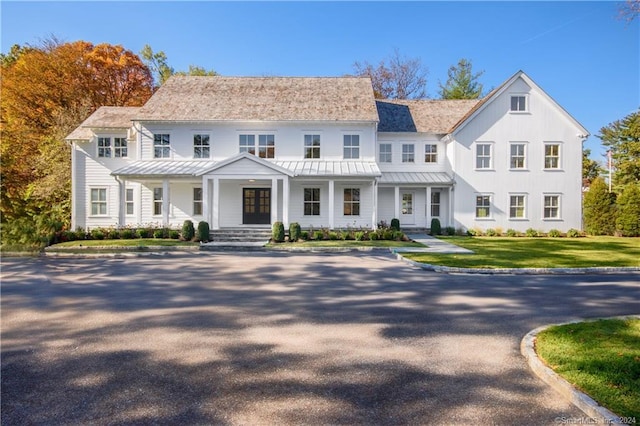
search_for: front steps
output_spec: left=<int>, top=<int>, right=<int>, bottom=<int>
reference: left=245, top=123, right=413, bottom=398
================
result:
left=209, top=227, right=272, bottom=243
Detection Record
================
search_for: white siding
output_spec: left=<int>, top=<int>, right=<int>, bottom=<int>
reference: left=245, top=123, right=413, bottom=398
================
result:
left=289, top=181, right=330, bottom=228
left=377, top=133, right=450, bottom=174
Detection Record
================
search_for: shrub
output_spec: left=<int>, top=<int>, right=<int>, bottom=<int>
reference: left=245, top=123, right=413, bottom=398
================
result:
left=383, top=229, right=394, bottom=240
left=121, top=229, right=134, bottom=239
left=153, top=229, right=164, bottom=239
left=328, top=231, right=339, bottom=240
left=393, top=231, right=405, bottom=241
left=485, top=228, right=497, bottom=237
left=355, top=231, right=365, bottom=241
left=583, top=177, right=617, bottom=235
left=455, top=227, right=467, bottom=236
left=506, top=228, right=518, bottom=237
left=430, top=218, right=442, bottom=236
left=289, top=222, right=301, bottom=242
left=75, top=228, right=87, bottom=240
left=300, top=231, right=309, bottom=241
left=494, top=227, right=503, bottom=236
left=525, top=228, right=539, bottom=237
left=197, top=221, right=210, bottom=242
left=271, top=222, right=285, bottom=242
left=567, top=228, right=581, bottom=238
left=390, top=218, right=400, bottom=231
left=445, top=226, right=456, bottom=236
left=182, top=220, right=195, bottom=241
left=377, top=220, right=389, bottom=229
left=313, top=230, right=324, bottom=241
left=548, top=229, right=562, bottom=237
left=90, top=228, right=105, bottom=240
left=467, top=227, right=483, bottom=236
left=107, top=228, right=120, bottom=239
left=169, top=230, right=180, bottom=239
left=136, top=228, right=150, bottom=239
left=615, top=184, right=640, bottom=237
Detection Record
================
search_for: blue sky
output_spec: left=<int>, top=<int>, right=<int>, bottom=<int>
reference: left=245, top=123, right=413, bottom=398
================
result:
left=1, top=1, right=638, bottom=162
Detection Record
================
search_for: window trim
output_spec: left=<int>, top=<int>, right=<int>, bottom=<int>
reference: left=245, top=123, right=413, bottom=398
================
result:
left=475, top=142, right=494, bottom=170
left=193, top=133, right=211, bottom=159
left=303, top=134, right=321, bottom=159
left=544, top=142, right=562, bottom=170
left=424, top=144, right=438, bottom=164
left=402, top=144, right=415, bottom=163
left=509, top=194, right=527, bottom=220
left=90, top=187, right=108, bottom=217
left=431, top=191, right=441, bottom=218
left=343, top=134, right=360, bottom=160
left=379, top=143, right=392, bottom=163
left=239, top=134, right=256, bottom=155
left=543, top=194, right=562, bottom=220
left=97, top=137, right=112, bottom=158
left=510, top=94, right=529, bottom=113
left=475, top=194, right=492, bottom=220
left=153, top=133, right=171, bottom=159
left=125, top=187, right=135, bottom=216
left=343, top=188, right=361, bottom=216
left=303, top=187, right=321, bottom=216
left=114, top=137, right=128, bottom=158
left=509, top=142, right=527, bottom=170
left=193, top=187, right=203, bottom=216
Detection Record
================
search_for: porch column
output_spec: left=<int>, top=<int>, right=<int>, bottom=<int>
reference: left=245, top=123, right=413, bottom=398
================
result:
left=328, top=179, right=335, bottom=229
left=212, top=177, right=220, bottom=230
left=162, top=179, right=170, bottom=226
left=118, top=179, right=126, bottom=227
left=282, top=177, right=290, bottom=227
left=371, top=180, right=377, bottom=230
left=271, top=177, right=279, bottom=224
left=448, top=187, right=454, bottom=227
left=202, top=176, right=209, bottom=226
left=394, top=186, right=400, bottom=219
left=426, top=186, right=432, bottom=229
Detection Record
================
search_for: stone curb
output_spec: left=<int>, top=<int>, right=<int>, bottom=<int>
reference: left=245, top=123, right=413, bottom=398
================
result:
left=394, top=253, right=640, bottom=275
left=521, top=316, right=639, bottom=425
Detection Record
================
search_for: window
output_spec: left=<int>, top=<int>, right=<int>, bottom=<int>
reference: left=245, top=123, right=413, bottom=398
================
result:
left=153, top=188, right=163, bottom=216
left=343, top=135, right=360, bottom=159
left=425, top=144, right=437, bottom=163
left=343, top=188, right=360, bottom=216
left=125, top=188, right=134, bottom=215
left=402, top=193, right=413, bottom=214
left=402, top=144, right=414, bottom=163
left=193, top=187, right=203, bottom=216
left=153, top=134, right=170, bottom=158
left=510, top=95, right=527, bottom=112
left=114, top=137, right=127, bottom=157
left=98, top=137, right=111, bottom=158
left=304, top=188, right=320, bottom=216
left=194, top=134, right=210, bottom=159
left=90, top=188, right=107, bottom=215
left=304, top=134, right=321, bottom=159
left=239, top=134, right=255, bottom=155
left=544, top=195, right=560, bottom=219
left=475, top=195, right=491, bottom=218
left=545, top=144, right=560, bottom=169
left=476, top=144, right=492, bottom=169
left=510, top=143, right=526, bottom=169
left=258, top=134, right=275, bottom=158
left=509, top=195, right=526, bottom=219
left=431, top=192, right=440, bottom=217
left=379, top=143, right=392, bottom=163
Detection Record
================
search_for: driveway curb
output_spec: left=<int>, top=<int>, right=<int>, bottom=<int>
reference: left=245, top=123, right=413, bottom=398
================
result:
left=521, top=316, right=639, bottom=425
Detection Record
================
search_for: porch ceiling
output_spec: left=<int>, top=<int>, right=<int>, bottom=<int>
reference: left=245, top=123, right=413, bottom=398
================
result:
left=379, top=171, right=453, bottom=185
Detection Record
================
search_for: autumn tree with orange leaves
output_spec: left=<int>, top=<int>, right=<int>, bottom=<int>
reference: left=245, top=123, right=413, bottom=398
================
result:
left=1, top=39, right=153, bottom=247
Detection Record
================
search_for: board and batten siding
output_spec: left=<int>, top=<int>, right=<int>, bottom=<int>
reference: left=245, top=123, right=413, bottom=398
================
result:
left=377, top=134, right=451, bottom=174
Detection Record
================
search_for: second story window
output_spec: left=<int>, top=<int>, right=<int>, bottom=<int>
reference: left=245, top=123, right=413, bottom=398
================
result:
left=343, top=135, right=360, bottom=159
left=379, top=144, right=392, bottom=163
left=98, top=137, right=111, bottom=157
left=258, top=134, right=275, bottom=159
left=545, top=144, right=560, bottom=169
left=153, top=134, right=170, bottom=158
left=510, top=143, right=526, bottom=169
left=114, top=137, right=128, bottom=157
left=425, top=144, right=437, bottom=163
left=304, top=134, right=321, bottom=159
left=194, top=134, right=210, bottom=159
left=402, top=144, right=414, bottom=163
left=239, top=134, right=256, bottom=155
left=476, top=143, right=492, bottom=169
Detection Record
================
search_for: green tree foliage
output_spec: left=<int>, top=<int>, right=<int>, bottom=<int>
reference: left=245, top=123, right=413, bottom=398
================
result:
left=141, top=45, right=217, bottom=88
left=438, top=58, right=484, bottom=99
left=615, top=183, right=640, bottom=236
left=353, top=49, right=428, bottom=99
left=583, top=177, right=617, bottom=235
left=582, top=148, right=602, bottom=186
left=174, top=65, right=218, bottom=77
left=598, top=110, right=640, bottom=191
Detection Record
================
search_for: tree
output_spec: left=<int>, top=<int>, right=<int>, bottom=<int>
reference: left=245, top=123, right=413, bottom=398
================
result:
left=174, top=65, right=218, bottom=77
left=598, top=110, right=640, bottom=191
left=140, top=44, right=174, bottom=87
left=353, top=49, right=428, bottom=99
left=438, top=58, right=484, bottom=99
left=615, top=183, right=640, bottom=236
left=619, top=0, right=640, bottom=22
left=582, top=148, right=601, bottom=186
left=583, top=177, right=617, bottom=235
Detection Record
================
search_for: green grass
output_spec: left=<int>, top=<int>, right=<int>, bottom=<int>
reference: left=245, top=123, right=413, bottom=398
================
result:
left=48, top=239, right=199, bottom=249
left=403, top=236, right=640, bottom=269
left=268, top=240, right=425, bottom=248
left=536, top=318, right=640, bottom=418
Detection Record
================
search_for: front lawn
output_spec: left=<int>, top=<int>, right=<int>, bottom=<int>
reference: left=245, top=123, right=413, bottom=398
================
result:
left=268, top=240, right=425, bottom=248
left=536, top=318, right=640, bottom=418
left=403, top=236, right=640, bottom=269
left=48, top=239, right=199, bottom=249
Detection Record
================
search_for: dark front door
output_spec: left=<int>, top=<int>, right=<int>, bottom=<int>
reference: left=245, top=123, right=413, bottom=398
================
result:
left=243, top=188, right=271, bottom=224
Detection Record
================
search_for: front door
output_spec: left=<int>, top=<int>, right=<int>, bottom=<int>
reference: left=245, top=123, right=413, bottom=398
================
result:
left=243, top=188, right=271, bottom=224
left=400, top=191, right=415, bottom=225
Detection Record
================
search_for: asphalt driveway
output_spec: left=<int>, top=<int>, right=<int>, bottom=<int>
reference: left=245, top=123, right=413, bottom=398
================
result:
left=2, top=253, right=639, bottom=425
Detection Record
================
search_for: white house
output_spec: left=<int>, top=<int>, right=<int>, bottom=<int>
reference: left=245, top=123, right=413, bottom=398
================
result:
left=66, top=71, right=589, bottom=233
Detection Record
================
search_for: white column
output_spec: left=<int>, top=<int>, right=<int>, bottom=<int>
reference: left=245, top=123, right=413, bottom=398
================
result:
left=371, top=180, right=377, bottom=230
left=328, top=179, right=335, bottom=229
left=271, top=177, right=279, bottom=224
left=202, top=176, right=209, bottom=225
left=71, top=142, right=77, bottom=230
left=394, top=186, right=400, bottom=219
left=118, top=179, right=126, bottom=227
left=212, top=177, right=220, bottom=230
left=162, top=179, right=170, bottom=226
left=448, top=187, right=454, bottom=227
left=282, top=177, right=290, bottom=227
left=426, top=186, right=432, bottom=228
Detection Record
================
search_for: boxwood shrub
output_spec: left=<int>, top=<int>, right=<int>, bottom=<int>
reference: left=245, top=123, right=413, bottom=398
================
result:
left=272, top=221, right=285, bottom=242
left=197, top=221, right=210, bottom=242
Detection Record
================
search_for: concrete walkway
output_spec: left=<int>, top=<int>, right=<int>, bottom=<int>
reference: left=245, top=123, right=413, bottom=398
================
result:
left=395, top=234, right=474, bottom=253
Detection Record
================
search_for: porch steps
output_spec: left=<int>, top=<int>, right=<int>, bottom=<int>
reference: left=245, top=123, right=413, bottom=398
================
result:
left=208, top=227, right=272, bottom=243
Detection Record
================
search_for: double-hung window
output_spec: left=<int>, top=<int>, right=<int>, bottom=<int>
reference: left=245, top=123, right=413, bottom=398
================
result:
left=379, top=143, right=392, bottom=163
left=475, top=195, right=491, bottom=218
left=510, top=143, right=526, bottom=169
left=114, top=137, right=128, bottom=157
left=153, top=134, right=170, bottom=158
left=304, top=134, right=321, bottom=159
left=125, top=188, right=134, bottom=215
left=402, top=144, right=414, bottom=163
left=544, top=144, right=560, bottom=169
left=153, top=188, right=163, bottom=216
left=343, top=135, right=360, bottom=159
left=544, top=195, right=560, bottom=219
left=193, top=188, right=203, bottom=215
left=476, top=143, right=492, bottom=169
left=194, top=134, right=210, bottom=159
left=304, top=188, right=320, bottom=216
left=90, top=188, right=107, bottom=215
left=239, top=134, right=255, bottom=155
left=425, top=144, right=437, bottom=163
left=509, top=195, right=526, bottom=219
left=98, top=137, right=111, bottom=158
left=343, top=188, right=360, bottom=216
left=258, top=134, right=275, bottom=158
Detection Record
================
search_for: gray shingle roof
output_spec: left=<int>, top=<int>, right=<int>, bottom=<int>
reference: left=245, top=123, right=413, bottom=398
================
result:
left=134, top=76, right=379, bottom=122
left=376, top=99, right=480, bottom=134
left=66, top=106, right=140, bottom=140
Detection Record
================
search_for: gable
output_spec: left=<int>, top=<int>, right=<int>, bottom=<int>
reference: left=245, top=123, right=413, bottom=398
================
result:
left=199, top=153, right=294, bottom=177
